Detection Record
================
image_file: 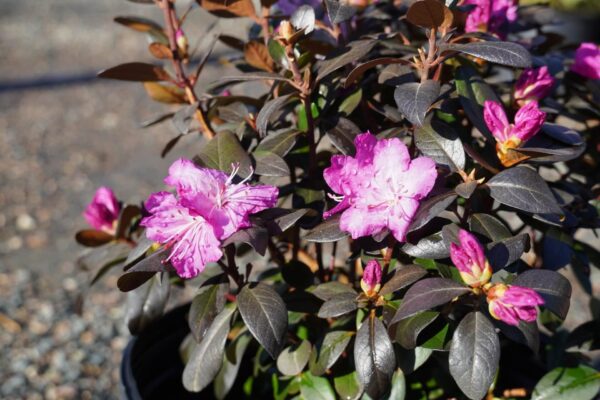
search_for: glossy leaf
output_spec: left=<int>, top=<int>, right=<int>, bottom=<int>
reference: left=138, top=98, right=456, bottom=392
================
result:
left=277, top=339, right=312, bottom=376
left=455, top=66, right=500, bottom=139
left=316, top=40, right=376, bottom=82
left=415, top=119, right=465, bottom=171
left=143, top=82, right=186, bottom=104
left=182, top=304, right=236, bottom=392
left=172, top=102, right=199, bottom=135
left=195, top=131, right=252, bottom=176
left=402, top=232, right=449, bottom=259
left=311, top=331, right=353, bottom=376
left=117, top=248, right=170, bottom=292
left=334, top=372, right=362, bottom=400
left=354, top=314, right=396, bottom=399
left=380, top=264, right=428, bottom=296
left=531, top=365, right=600, bottom=400
left=253, top=151, right=290, bottom=177
left=469, top=213, right=511, bottom=241
left=325, top=0, right=356, bottom=24
left=125, top=273, right=170, bottom=335
left=446, top=41, right=532, bottom=68
left=188, top=280, right=229, bottom=342
left=305, top=215, right=349, bottom=243
left=256, top=129, right=300, bottom=157
left=487, top=166, right=562, bottom=214
left=406, top=0, right=446, bottom=28
left=300, top=372, right=336, bottom=400
left=256, top=95, right=294, bottom=137
left=391, top=278, right=470, bottom=322
left=311, top=282, right=357, bottom=301
left=408, top=191, right=457, bottom=232
left=394, top=80, right=440, bottom=126
left=486, top=233, right=530, bottom=269
left=449, top=311, right=500, bottom=400
left=389, top=369, right=407, bottom=400
left=98, top=62, right=169, bottom=82
left=512, top=269, right=572, bottom=319
left=344, top=58, right=409, bottom=88
left=324, top=117, right=361, bottom=156
left=238, top=283, right=288, bottom=358
left=214, top=332, right=251, bottom=399
left=318, top=292, right=358, bottom=318
left=393, top=311, right=439, bottom=349
left=113, top=16, right=167, bottom=43
left=75, top=229, right=113, bottom=247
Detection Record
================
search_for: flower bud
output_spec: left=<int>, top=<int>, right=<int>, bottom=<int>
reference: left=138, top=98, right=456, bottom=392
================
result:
left=450, top=229, right=492, bottom=288
left=83, top=187, right=120, bottom=233
left=571, top=42, right=600, bottom=80
left=486, top=283, right=544, bottom=326
left=175, top=28, right=188, bottom=55
left=279, top=21, right=295, bottom=42
left=360, top=260, right=382, bottom=295
left=514, top=66, right=555, bottom=105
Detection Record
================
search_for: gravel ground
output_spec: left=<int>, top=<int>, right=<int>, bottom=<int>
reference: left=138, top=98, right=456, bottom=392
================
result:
left=0, top=1, right=246, bottom=398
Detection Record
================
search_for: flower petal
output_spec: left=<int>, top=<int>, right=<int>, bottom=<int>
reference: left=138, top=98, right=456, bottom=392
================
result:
left=388, top=197, right=419, bottom=242
left=399, top=156, right=437, bottom=200
left=484, top=100, right=510, bottom=142
left=339, top=204, right=388, bottom=239
left=512, top=101, right=546, bottom=142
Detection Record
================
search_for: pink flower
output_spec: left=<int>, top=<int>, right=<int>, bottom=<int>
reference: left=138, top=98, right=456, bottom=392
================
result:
left=450, top=229, right=492, bottom=288
left=84, top=187, right=120, bottom=232
left=360, top=260, right=382, bottom=295
left=514, top=66, right=555, bottom=105
left=323, top=132, right=437, bottom=242
left=486, top=283, right=544, bottom=326
left=483, top=100, right=546, bottom=165
left=571, top=42, right=600, bottom=80
left=141, top=159, right=278, bottom=279
left=463, top=0, right=518, bottom=39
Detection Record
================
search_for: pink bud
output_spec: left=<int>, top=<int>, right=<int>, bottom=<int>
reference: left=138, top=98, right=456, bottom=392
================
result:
left=450, top=229, right=492, bottom=288
left=361, top=260, right=382, bottom=294
left=514, top=66, right=555, bottom=105
left=512, top=100, right=546, bottom=143
left=571, top=42, right=600, bottom=80
left=487, top=284, right=544, bottom=326
left=83, top=186, right=120, bottom=232
left=483, top=100, right=545, bottom=150
left=175, top=29, right=188, bottom=52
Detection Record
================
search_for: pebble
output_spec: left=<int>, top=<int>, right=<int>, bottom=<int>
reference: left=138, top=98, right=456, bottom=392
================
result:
left=16, top=213, right=36, bottom=231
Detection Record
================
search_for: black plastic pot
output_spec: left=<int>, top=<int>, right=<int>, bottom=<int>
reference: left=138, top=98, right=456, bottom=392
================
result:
left=120, top=304, right=205, bottom=400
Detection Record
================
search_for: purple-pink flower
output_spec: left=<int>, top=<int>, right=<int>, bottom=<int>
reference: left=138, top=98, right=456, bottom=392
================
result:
left=323, top=132, right=437, bottom=242
left=84, top=186, right=121, bottom=232
left=141, top=159, right=278, bottom=279
left=361, top=260, right=382, bottom=295
left=571, top=42, right=600, bottom=80
left=462, top=0, right=517, bottom=39
left=450, top=229, right=492, bottom=288
left=514, top=66, right=555, bottom=105
left=486, top=283, right=544, bottom=326
left=483, top=100, right=546, bottom=166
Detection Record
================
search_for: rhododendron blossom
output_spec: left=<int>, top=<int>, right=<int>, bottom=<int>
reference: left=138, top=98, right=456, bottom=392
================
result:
left=483, top=100, right=546, bottom=166
left=450, top=229, right=492, bottom=288
left=571, top=42, right=600, bottom=80
left=361, top=260, right=382, bottom=295
left=462, top=0, right=517, bottom=39
left=84, top=186, right=121, bottom=232
left=323, top=132, right=437, bottom=242
left=141, top=159, right=278, bottom=279
left=514, top=66, right=555, bottom=105
left=486, top=283, right=544, bottom=326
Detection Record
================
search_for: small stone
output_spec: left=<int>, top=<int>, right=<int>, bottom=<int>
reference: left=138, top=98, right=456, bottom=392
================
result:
left=2, top=236, right=23, bottom=252
left=16, top=213, right=36, bottom=231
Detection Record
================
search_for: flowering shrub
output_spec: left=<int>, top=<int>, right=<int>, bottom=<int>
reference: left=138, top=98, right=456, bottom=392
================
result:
left=76, top=0, right=600, bottom=399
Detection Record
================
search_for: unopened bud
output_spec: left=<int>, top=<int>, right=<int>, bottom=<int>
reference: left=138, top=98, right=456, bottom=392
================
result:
left=450, top=229, right=492, bottom=288
left=360, top=260, right=382, bottom=295
left=176, top=29, right=188, bottom=54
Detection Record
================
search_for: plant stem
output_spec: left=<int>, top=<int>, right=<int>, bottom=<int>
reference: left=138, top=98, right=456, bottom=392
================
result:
left=160, top=0, right=215, bottom=139
left=420, top=27, right=438, bottom=83
left=382, top=236, right=397, bottom=276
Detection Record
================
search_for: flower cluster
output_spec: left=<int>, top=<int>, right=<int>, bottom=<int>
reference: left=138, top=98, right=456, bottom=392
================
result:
left=572, top=42, right=600, bottom=80
left=141, top=159, right=278, bottom=278
left=484, top=100, right=546, bottom=166
left=450, top=229, right=544, bottom=326
left=84, top=186, right=121, bottom=233
left=462, top=0, right=517, bottom=39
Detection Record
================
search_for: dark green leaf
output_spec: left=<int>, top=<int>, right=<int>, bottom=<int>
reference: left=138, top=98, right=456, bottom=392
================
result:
left=338, top=88, right=362, bottom=116
left=488, top=166, right=562, bottom=215
left=268, top=39, right=288, bottom=69
left=305, top=215, right=348, bottom=243
left=394, top=80, right=440, bottom=126
left=316, top=40, right=376, bottom=82
left=446, top=41, right=532, bottom=68
left=354, top=314, right=396, bottom=399
left=532, top=365, right=600, bottom=400
left=334, top=372, right=362, bottom=400
left=324, top=117, right=361, bottom=156
left=125, top=273, right=170, bottom=335
left=183, top=304, right=236, bottom=392
left=409, top=191, right=457, bottom=232
left=380, top=264, right=428, bottom=297
left=238, top=283, right=288, bottom=358
left=188, top=280, right=229, bottom=342
left=214, top=332, right=251, bottom=400
left=393, top=311, right=439, bottom=349
left=415, top=119, right=465, bottom=171
left=277, top=339, right=312, bottom=376
left=325, top=0, right=356, bottom=24
left=256, top=129, right=300, bottom=157
left=449, top=311, right=500, bottom=400
left=300, top=372, right=336, bottom=400
left=75, top=230, right=113, bottom=247
left=195, top=131, right=252, bottom=176
left=318, top=292, right=358, bottom=318
left=256, top=95, right=294, bottom=137
left=117, top=248, right=171, bottom=292
left=469, top=213, right=511, bottom=241
left=512, top=269, right=572, bottom=319
left=391, top=278, right=470, bottom=322
left=98, top=62, right=169, bottom=82
left=389, top=369, right=407, bottom=400
left=253, top=151, right=290, bottom=177
left=455, top=66, right=500, bottom=139
left=311, top=331, right=353, bottom=376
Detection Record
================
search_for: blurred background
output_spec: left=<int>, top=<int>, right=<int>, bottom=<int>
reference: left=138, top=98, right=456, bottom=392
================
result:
left=0, top=1, right=598, bottom=399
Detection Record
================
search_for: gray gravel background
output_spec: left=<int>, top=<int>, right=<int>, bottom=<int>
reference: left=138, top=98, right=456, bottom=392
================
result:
left=0, top=1, right=246, bottom=398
